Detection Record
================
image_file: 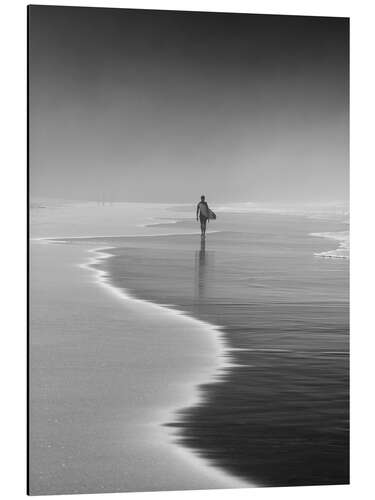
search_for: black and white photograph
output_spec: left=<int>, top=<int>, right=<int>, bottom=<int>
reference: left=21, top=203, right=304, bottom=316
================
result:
left=28, top=5, right=349, bottom=496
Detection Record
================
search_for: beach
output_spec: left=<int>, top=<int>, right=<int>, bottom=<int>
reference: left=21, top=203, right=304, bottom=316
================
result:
left=29, top=201, right=349, bottom=493
left=29, top=202, right=250, bottom=494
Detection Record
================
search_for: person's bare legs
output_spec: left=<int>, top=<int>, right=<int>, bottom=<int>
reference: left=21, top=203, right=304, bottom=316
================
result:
left=200, top=218, right=207, bottom=238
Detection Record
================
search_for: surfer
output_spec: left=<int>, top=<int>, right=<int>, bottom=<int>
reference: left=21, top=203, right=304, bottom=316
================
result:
left=196, top=195, right=209, bottom=237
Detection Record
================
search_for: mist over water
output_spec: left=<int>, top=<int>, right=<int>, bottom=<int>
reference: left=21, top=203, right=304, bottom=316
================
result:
left=29, top=6, right=348, bottom=204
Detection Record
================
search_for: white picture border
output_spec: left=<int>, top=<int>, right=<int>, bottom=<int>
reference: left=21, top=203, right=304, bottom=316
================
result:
left=1, top=1, right=374, bottom=499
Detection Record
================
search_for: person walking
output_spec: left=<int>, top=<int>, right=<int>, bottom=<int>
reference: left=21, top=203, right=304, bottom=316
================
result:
left=196, top=195, right=210, bottom=238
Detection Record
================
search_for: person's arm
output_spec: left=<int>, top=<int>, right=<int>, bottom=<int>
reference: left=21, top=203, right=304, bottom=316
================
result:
left=196, top=203, right=200, bottom=221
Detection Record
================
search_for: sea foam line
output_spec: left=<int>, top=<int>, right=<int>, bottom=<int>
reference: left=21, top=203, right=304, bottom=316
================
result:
left=311, top=231, right=349, bottom=259
left=31, top=229, right=222, bottom=242
left=79, top=244, right=233, bottom=381
left=78, top=245, right=253, bottom=488
left=33, top=236, right=252, bottom=487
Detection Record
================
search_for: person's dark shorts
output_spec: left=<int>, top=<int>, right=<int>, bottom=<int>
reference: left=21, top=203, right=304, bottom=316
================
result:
left=199, top=214, right=208, bottom=224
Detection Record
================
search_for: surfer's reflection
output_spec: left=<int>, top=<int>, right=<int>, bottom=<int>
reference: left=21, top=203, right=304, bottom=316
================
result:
left=194, top=237, right=207, bottom=302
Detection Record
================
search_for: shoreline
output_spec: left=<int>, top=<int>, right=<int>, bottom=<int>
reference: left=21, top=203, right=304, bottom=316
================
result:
left=74, top=227, right=348, bottom=487
left=29, top=238, right=252, bottom=493
left=31, top=229, right=221, bottom=243
left=81, top=244, right=252, bottom=487
left=33, top=236, right=252, bottom=492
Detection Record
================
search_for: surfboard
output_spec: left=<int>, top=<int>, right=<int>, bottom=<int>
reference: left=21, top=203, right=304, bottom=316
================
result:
left=208, top=209, right=216, bottom=220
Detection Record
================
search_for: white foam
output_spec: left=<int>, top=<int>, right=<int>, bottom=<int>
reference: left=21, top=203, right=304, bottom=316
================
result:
left=31, top=237, right=253, bottom=491
left=32, top=229, right=222, bottom=244
left=138, top=215, right=195, bottom=228
left=311, top=231, right=349, bottom=259
left=78, top=245, right=253, bottom=488
left=139, top=219, right=179, bottom=227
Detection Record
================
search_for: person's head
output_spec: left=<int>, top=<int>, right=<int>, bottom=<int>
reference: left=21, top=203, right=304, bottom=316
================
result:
left=201, top=195, right=205, bottom=201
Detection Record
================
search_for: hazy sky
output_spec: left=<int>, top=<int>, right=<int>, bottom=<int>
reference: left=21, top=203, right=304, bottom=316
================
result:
left=29, top=6, right=349, bottom=203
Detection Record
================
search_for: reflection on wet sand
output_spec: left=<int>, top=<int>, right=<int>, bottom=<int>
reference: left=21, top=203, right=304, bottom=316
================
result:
left=194, top=237, right=216, bottom=306
left=195, top=237, right=206, bottom=300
